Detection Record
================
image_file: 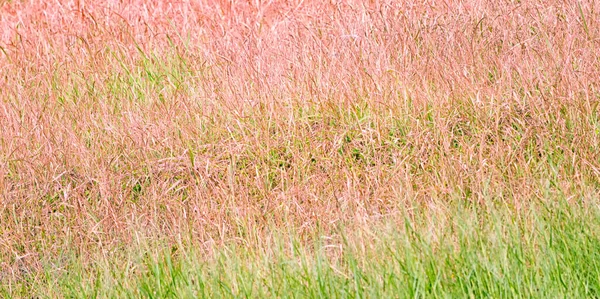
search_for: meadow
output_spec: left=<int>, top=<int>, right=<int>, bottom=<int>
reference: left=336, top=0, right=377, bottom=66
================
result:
left=1, top=0, right=600, bottom=297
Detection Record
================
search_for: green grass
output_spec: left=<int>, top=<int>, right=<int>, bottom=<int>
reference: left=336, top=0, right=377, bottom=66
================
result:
left=4, top=198, right=600, bottom=298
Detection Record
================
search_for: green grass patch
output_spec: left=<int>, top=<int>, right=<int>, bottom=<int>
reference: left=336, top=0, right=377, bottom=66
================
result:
left=4, top=198, right=600, bottom=298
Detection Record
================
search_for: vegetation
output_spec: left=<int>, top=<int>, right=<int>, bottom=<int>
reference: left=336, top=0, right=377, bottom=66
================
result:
left=1, top=0, right=599, bottom=297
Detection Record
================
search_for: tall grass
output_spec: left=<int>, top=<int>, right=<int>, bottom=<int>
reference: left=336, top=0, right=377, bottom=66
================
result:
left=1, top=0, right=599, bottom=296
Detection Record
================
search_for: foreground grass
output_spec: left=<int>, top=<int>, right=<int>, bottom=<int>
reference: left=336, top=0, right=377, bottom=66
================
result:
left=3, top=199, right=600, bottom=297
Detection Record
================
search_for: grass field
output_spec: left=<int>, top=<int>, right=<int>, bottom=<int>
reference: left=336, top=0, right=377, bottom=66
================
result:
left=1, top=0, right=600, bottom=297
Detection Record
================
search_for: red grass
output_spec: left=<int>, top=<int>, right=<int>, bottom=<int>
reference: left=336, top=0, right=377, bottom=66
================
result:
left=1, top=0, right=599, bottom=282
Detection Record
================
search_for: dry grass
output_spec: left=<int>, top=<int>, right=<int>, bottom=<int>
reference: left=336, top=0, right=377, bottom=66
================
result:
left=1, top=0, right=599, bottom=291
